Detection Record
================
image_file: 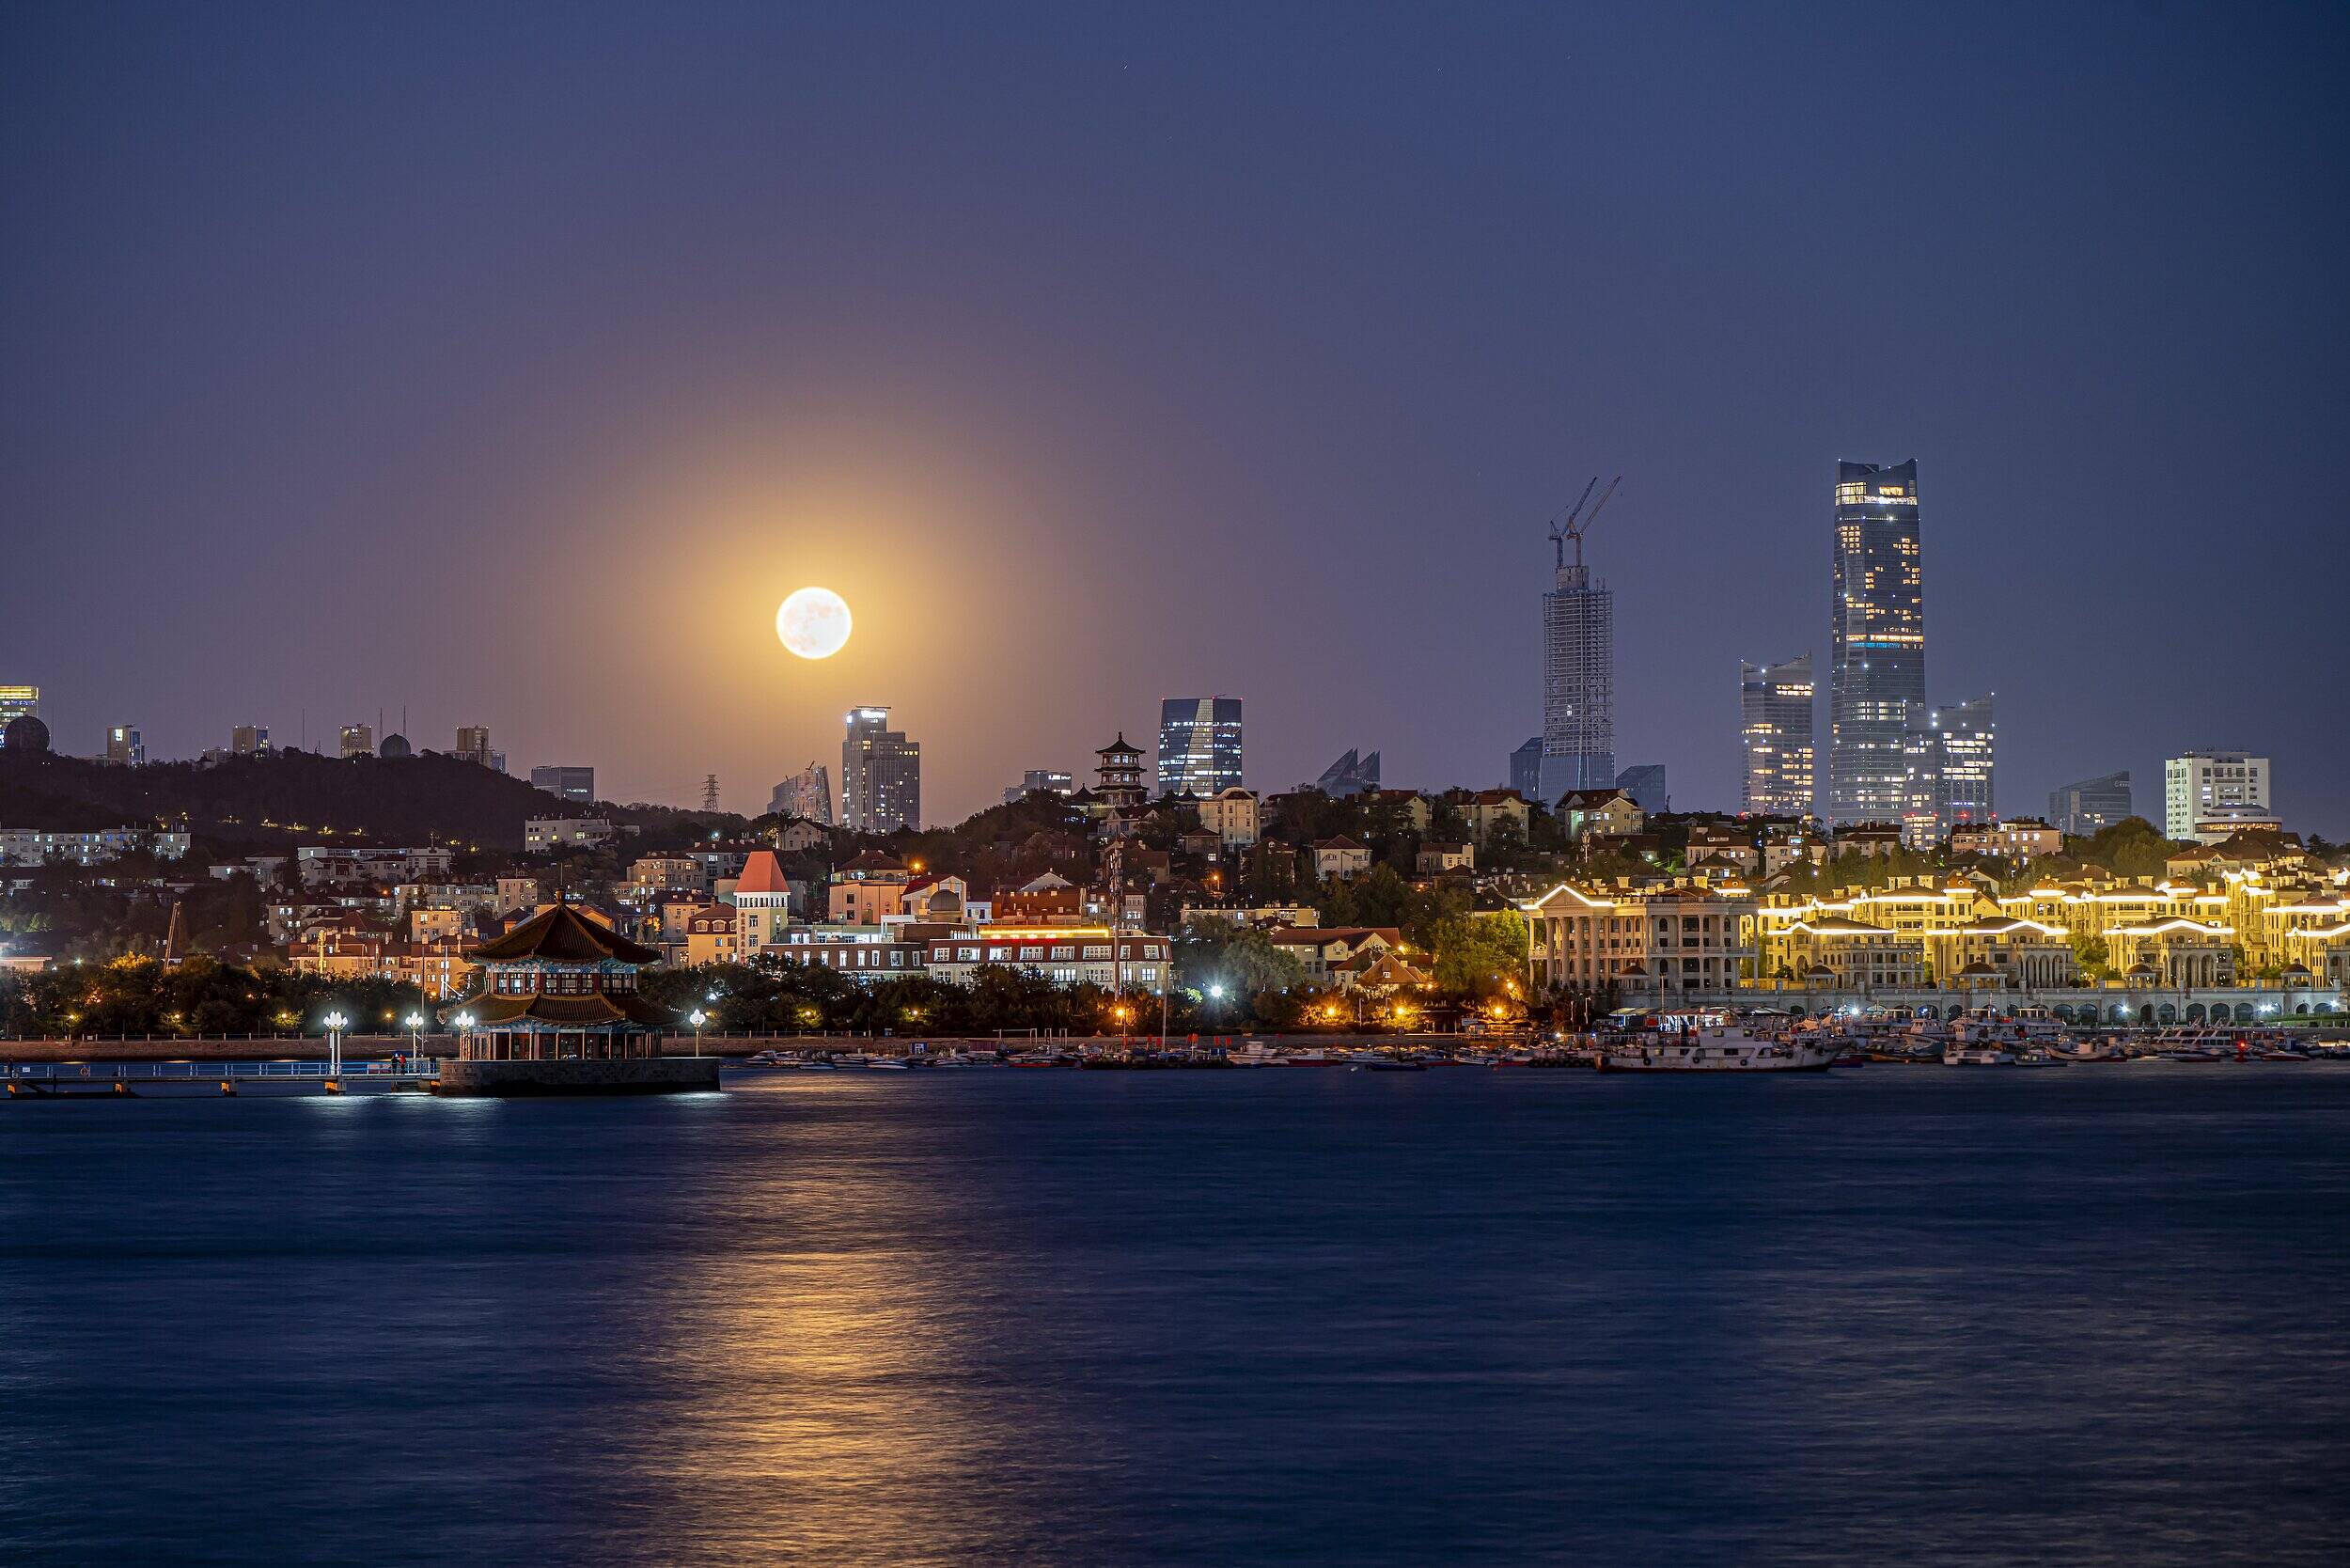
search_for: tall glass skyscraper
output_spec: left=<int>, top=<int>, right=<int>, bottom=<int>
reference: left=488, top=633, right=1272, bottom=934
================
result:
left=1827, top=460, right=1924, bottom=824
left=840, top=708, right=920, bottom=832
left=1155, top=697, right=1243, bottom=795
left=1739, top=654, right=1815, bottom=817
left=1541, top=539, right=1615, bottom=800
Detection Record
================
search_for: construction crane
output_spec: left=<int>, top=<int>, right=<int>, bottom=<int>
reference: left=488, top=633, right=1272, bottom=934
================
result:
left=1548, top=474, right=1622, bottom=572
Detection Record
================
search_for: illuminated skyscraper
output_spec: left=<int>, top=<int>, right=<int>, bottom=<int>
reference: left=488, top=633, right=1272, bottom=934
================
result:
left=106, top=726, right=145, bottom=766
left=1155, top=697, right=1243, bottom=795
left=338, top=723, right=374, bottom=759
left=1898, top=695, right=1995, bottom=847
left=232, top=724, right=269, bottom=756
left=1827, top=460, right=1925, bottom=823
left=840, top=708, right=920, bottom=833
left=1739, top=654, right=1814, bottom=817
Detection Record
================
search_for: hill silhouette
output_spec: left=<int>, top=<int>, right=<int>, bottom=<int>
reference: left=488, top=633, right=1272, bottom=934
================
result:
left=0, top=747, right=613, bottom=850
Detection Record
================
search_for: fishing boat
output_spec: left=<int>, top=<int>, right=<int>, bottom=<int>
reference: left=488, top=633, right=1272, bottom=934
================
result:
left=1283, top=1046, right=1353, bottom=1068
left=1942, top=1046, right=2016, bottom=1066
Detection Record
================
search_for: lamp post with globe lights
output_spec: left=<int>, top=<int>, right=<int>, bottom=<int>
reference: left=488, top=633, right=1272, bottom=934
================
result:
left=324, top=1011, right=347, bottom=1082
left=690, top=1009, right=707, bottom=1056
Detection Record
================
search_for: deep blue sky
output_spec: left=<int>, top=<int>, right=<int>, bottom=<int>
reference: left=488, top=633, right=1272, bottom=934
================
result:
left=5, top=2, right=2345, bottom=829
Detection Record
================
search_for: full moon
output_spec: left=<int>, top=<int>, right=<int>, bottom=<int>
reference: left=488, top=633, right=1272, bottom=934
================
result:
left=776, top=587, right=853, bottom=659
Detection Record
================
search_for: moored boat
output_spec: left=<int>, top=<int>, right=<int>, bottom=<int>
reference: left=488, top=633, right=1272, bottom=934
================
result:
left=1597, top=1027, right=1835, bottom=1073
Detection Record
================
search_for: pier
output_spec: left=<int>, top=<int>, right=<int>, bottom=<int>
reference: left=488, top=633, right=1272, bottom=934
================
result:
left=5, top=1058, right=444, bottom=1097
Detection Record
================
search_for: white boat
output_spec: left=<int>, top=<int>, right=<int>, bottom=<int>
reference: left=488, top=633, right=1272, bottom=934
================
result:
left=1227, top=1042, right=1280, bottom=1068
left=1943, top=1046, right=2017, bottom=1065
left=1597, top=1027, right=1835, bottom=1073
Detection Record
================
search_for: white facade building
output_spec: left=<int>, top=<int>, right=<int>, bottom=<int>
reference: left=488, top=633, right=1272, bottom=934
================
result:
left=2164, top=752, right=2269, bottom=841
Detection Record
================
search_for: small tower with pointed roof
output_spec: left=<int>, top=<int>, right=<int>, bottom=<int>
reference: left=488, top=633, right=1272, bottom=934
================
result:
left=1095, top=734, right=1148, bottom=811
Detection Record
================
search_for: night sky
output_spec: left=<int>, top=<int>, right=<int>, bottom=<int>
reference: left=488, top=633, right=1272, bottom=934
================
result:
left=5, top=3, right=2344, bottom=829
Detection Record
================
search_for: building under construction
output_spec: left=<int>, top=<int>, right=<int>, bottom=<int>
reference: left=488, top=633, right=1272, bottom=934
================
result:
left=1538, top=478, right=1620, bottom=804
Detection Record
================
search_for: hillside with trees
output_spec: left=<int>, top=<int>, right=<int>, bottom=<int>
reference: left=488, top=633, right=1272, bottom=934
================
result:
left=0, top=747, right=719, bottom=851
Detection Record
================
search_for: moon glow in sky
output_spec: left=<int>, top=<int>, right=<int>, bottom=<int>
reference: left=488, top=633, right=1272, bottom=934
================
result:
left=776, top=587, right=853, bottom=659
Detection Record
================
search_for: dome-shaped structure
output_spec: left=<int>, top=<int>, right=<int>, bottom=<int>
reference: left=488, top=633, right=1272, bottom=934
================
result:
left=2, top=713, right=50, bottom=753
left=379, top=732, right=413, bottom=759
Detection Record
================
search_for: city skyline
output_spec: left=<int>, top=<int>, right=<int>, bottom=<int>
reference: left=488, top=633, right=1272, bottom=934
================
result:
left=5, top=8, right=2346, bottom=831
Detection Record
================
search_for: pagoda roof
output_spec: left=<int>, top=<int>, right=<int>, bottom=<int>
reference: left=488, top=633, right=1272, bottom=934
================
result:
left=467, top=902, right=662, bottom=965
left=1098, top=732, right=1144, bottom=757
left=441, top=992, right=678, bottom=1028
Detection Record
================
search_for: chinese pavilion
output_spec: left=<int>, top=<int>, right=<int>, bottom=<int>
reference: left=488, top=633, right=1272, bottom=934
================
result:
left=436, top=902, right=717, bottom=1095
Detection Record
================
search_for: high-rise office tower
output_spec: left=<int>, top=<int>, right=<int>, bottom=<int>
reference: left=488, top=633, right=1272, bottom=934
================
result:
left=232, top=723, right=270, bottom=756
left=338, top=723, right=374, bottom=759
left=840, top=708, right=920, bottom=833
left=2164, top=752, right=2270, bottom=840
left=1897, top=695, right=1994, bottom=846
left=530, top=765, right=596, bottom=803
left=1541, top=483, right=1618, bottom=802
left=1740, top=654, right=1816, bottom=817
left=2048, top=772, right=2132, bottom=837
left=106, top=726, right=145, bottom=766
left=0, top=685, right=38, bottom=732
left=1155, top=697, right=1243, bottom=796
left=1827, top=460, right=1925, bottom=823
left=453, top=726, right=494, bottom=767
left=770, top=762, right=835, bottom=823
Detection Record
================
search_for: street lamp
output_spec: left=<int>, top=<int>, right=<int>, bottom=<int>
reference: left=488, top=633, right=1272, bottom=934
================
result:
left=690, top=1009, right=707, bottom=1055
left=403, top=1011, right=424, bottom=1066
left=324, top=1011, right=348, bottom=1081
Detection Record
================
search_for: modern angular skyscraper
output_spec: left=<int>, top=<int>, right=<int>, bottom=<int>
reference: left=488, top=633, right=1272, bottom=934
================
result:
left=770, top=762, right=835, bottom=823
left=1827, top=460, right=1925, bottom=823
left=840, top=708, right=919, bottom=833
left=1540, top=480, right=1619, bottom=802
left=1739, top=654, right=1815, bottom=817
left=1155, top=697, right=1242, bottom=795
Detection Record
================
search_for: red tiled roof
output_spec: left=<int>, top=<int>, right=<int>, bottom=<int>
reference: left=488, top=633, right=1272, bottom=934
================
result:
left=735, top=850, right=790, bottom=894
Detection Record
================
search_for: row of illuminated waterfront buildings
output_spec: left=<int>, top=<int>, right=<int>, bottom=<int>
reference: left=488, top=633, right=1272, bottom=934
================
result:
left=1524, top=832, right=2349, bottom=1018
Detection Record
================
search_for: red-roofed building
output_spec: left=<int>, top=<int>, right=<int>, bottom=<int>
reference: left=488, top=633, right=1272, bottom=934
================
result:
left=734, top=850, right=791, bottom=958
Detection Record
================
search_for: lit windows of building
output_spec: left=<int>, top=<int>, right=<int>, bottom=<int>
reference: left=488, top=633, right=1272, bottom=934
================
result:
left=1739, top=654, right=1814, bottom=817
left=1155, top=697, right=1243, bottom=796
left=1827, top=461, right=1926, bottom=824
left=841, top=708, right=920, bottom=833
left=2163, top=752, right=2269, bottom=842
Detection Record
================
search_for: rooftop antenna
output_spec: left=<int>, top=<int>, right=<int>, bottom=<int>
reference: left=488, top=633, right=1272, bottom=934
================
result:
left=1548, top=475, right=1622, bottom=573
